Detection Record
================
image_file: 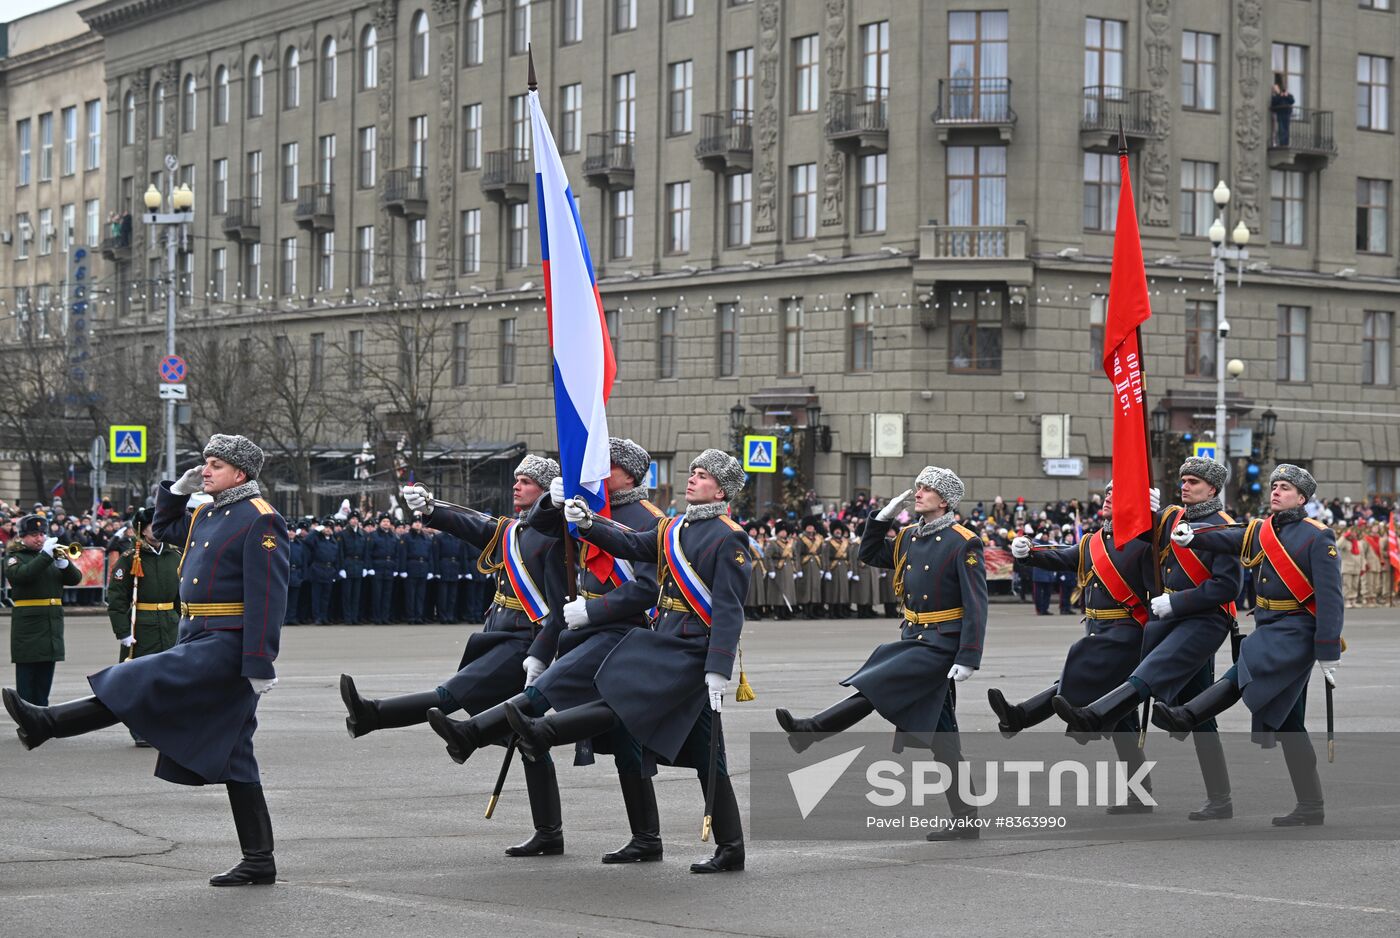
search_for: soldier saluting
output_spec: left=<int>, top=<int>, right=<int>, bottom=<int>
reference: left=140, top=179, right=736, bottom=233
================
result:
left=5, top=513, right=83, bottom=705
left=1157, top=464, right=1343, bottom=827
left=4, top=434, right=290, bottom=886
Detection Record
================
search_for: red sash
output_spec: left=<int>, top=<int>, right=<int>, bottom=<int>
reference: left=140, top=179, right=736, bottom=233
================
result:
left=1165, top=508, right=1237, bottom=618
left=1088, top=530, right=1149, bottom=626
left=1256, top=518, right=1317, bottom=615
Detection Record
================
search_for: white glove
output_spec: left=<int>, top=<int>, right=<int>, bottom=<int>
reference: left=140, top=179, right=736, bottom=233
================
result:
left=563, top=497, right=593, bottom=530
left=365, top=568, right=375, bottom=576
left=947, top=664, right=974, bottom=683
left=523, top=656, right=546, bottom=687
left=767, top=571, right=776, bottom=579
left=1011, top=536, right=1031, bottom=559
left=549, top=477, right=566, bottom=507
left=40, top=536, right=58, bottom=557
left=54, top=556, right=70, bottom=570
left=1171, top=522, right=1195, bottom=546
left=852, top=574, right=860, bottom=581
left=824, top=571, right=833, bottom=581
left=1149, top=487, right=1161, bottom=512
left=563, top=597, right=590, bottom=629
left=705, top=672, right=727, bottom=712
left=120, top=635, right=136, bottom=648
left=1150, top=594, right=1174, bottom=619
left=795, top=571, right=804, bottom=579
left=426, top=572, right=435, bottom=580
left=1318, top=660, right=1339, bottom=687
left=338, top=569, right=347, bottom=579
left=171, top=465, right=205, bottom=495
left=464, top=573, right=474, bottom=580
left=398, top=571, right=408, bottom=578
left=847, top=572, right=856, bottom=580
left=402, top=484, right=432, bottom=512
left=877, top=489, right=913, bottom=522
left=248, top=677, right=277, bottom=696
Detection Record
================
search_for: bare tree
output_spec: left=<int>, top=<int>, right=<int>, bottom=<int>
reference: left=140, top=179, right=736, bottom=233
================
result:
left=182, top=330, right=272, bottom=449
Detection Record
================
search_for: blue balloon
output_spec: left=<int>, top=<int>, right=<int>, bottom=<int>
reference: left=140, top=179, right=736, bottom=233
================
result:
left=782, top=466, right=796, bottom=478
left=1250, top=481, right=1261, bottom=493
left=782, top=442, right=793, bottom=455
left=1246, top=464, right=1260, bottom=477
left=1182, top=433, right=1193, bottom=442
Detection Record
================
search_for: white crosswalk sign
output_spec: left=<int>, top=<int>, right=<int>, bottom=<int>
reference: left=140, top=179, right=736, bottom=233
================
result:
left=743, top=435, right=777, bottom=473
left=110, top=425, right=147, bottom=463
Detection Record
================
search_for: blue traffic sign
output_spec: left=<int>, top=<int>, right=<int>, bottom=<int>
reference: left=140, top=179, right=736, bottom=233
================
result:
left=159, top=354, right=187, bottom=383
left=743, top=435, right=778, bottom=473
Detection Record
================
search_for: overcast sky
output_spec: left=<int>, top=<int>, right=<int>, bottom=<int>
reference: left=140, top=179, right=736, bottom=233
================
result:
left=6, top=0, right=76, bottom=25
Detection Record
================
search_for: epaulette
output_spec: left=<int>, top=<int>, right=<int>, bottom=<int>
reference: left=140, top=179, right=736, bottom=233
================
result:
left=719, top=516, right=744, bottom=532
left=121, top=547, right=136, bottom=559
left=1219, top=510, right=1235, bottom=524
left=639, top=499, right=666, bottom=518
left=951, top=523, right=976, bottom=541
left=1305, top=518, right=1327, bottom=530
left=249, top=497, right=276, bottom=516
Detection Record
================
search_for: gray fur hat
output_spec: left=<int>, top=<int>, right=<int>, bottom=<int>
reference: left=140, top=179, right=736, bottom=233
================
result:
left=690, top=448, right=746, bottom=500
left=203, top=434, right=265, bottom=479
left=1179, top=456, right=1228, bottom=493
left=915, top=465, right=964, bottom=511
left=609, top=437, right=651, bottom=486
left=514, top=454, right=561, bottom=489
left=1270, top=463, right=1316, bottom=500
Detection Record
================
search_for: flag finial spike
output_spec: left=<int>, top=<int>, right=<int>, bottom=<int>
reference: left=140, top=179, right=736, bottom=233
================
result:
left=1117, top=116, right=1127, bottom=156
left=527, top=44, right=537, bottom=92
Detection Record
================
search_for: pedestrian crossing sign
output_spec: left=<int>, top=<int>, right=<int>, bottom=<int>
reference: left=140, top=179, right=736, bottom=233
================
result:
left=743, top=435, right=778, bottom=473
left=110, top=425, right=147, bottom=463
left=1192, top=441, right=1217, bottom=462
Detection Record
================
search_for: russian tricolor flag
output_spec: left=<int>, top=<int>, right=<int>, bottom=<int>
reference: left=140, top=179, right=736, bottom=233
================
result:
left=529, top=86, right=617, bottom=581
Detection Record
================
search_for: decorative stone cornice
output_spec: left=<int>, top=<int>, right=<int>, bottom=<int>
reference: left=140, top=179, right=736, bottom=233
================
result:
left=81, top=0, right=205, bottom=36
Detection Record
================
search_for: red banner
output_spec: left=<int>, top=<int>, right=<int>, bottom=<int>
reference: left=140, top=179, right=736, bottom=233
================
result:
left=1389, top=514, right=1400, bottom=587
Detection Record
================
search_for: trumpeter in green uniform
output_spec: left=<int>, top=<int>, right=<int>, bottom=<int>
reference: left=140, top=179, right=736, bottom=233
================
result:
left=6, top=514, right=84, bottom=705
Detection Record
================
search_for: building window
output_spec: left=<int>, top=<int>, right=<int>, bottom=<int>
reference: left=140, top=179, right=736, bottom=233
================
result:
left=15, top=213, right=30, bottom=259
left=951, top=10, right=1010, bottom=114
left=411, top=10, right=430, bottom=79
left=849, top=293, right=874, bottom=372
left=949, top=287, right=1004, bottom=374
left=612, top=71, right=637, bottom=134
left=60, top=203, right=75, bottom=254
left=510, top=95, right=530, bottom=158
left=1358, top=54, right=1391, bottom=130
left=728, top=47, right=754, bottom=113
left=284, top=47, right=300, bottom=110
left=408, top=218, right=427, bottom=282
left=281, top=142, right=299, bottom=201
left=511, top=0, right=531, bottom=56
left=858, top=153, right=887, bottom=233
left=348, top=329, right=364, bottom=385
left=213, top=68, right=229, bottom=126
left=464, top=1, right=484, bottom=66
left=1272, top=42, right=1307, bottom=109
left=669, top=61, right=693, bottom=135
left=38, top=208, right=53, bottom=255
left=85, top=199, right=100, bottom=247
left=358, top=126, right=376, bottom=188
left=410, top=115, right=428, bottom=171
left=666, top=181, right=691, bottom=253
left=360, top=26, right=378, bottom=90
left=39, top=112, right=53, bottom=180
left=308, top=332, right=325, bottom=390
left=246, top=150, right=263, bottom=201
left=789, top=163, right=816, bottom=240
left=726, top=172, right=752, bottom=247
left=211, top=247, right=227, bottom=299
left=604, top=308, right=621, bottom=365
left=61, top=107, right=77, bottom=176
left=1182, top=31, right=1218, bottom=110
left=1357, top=178, right=1391, bottom=253
left=280, top=237, right=297, bottom=294
left=1083, top=152, right=1120, bottom=231
left=1365, top=464, right=1399, bottom=503
left=499, top=318, right=517, bottom=384
left=356, top=225, right=375, bottom=286
left=182, top=74, right=197, bottom=132
left=213, top=158, right=228, bottom=214
left=452, top=322, right=470, bottom=386
left=657, top=306, right=677, bottom=378
left=122, top=93, right=135, bottom=145
left=561, top=0, right=583, bottom=44
left=1179, top=159, right=1218, bottom=237
left=611, top=188, right=634, bottom=259
left=1277, top=305, right=1309, bottom=383
left=1269, top=169, right=1305, bottom=246
left=17, top=119, right=31, bottom=185
left=397, top=326, right=416, bottom=386
left=615, top=0, right=636, bottom=32
left=177, top=250, right=193, bottom=305
left=861, top=21, right=890, bottom=97
left=1083, top=17, right=1124, bottom=93
left=671, top=0, right=694, bottom=19
left=462, top=103, right=482, bottom=170
left=793, top=35, right=820, bottom=113
left=1184, top=299, right=1215, bottom=378
left=507, top=202, right=528, bottom=268
left=316, top=230, right=334, bottom=290
left=321, top=37, right=338, bottom=100
left=318, top=133, right=336, bottom=186
left=780, top=298, right=804, bottom=375
left=716, top=302, right=738, bottom=377
left=560, top=83, right=583, bottom=153
left=1364, top=310, right=1393, bottom=386
left=460, top=208, right=480, bottom=273
left=248, top=57, right=264, bottom=117
left=242, top=242, right=261, bottom=298
left=947, top=145, right=1007, bottom=233
left=152, top=86, right=164, bottom=138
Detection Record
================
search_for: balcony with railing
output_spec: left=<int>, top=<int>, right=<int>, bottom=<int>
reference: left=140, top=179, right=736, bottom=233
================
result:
left=294, top=183, right=335, bottom=231
left=383, top=167, right=428, bottom=217
left=481, top=149, right=531, bottom=203
left=100, top=230, right=131, bottom=262
left=931, top=77, right=1016, bottom=141
left=221, top=198, right=261, bottom=242
left=583, top=131, right=635, bottom=190
left=1268, top=107, right=1336, bottom=169
left=1080, top=86, right=1159, bottom=149
left=914, top=222, right=1033, bottom=294
left=695, top=110, right=753, bottom=173
left=825, top=88, right=888, bottom=154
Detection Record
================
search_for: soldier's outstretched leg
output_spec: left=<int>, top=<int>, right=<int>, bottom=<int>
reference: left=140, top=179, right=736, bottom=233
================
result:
left=506, top=699, right=618, bottom=761
left=1105, top=727, right=1153, bottom=815
left=1189, top=729, right=1234, bottom=820
left=987, top=682, right=1058, bottom=738
left=1053, top=681, right=1143, bottom=734
left=774, top=693, right=875, bottom=754
left=209, top=781, right=276, bottom=886
left=603, top=773, right=663, bottom=864
left=339, top=674, right=441, bottom=738
left=425, top=693, right=530, bottom=764
left=3, top=689, right=119, bottom=750
left=504, top=756, right=564, bottom=856
left=1153, top=675, right=1243, bottom=736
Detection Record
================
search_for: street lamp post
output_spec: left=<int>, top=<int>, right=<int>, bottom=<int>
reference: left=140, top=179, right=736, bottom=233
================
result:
left=142, top=158, right=194, bottom=481
left=1209, top=181, right=1249, bottom=472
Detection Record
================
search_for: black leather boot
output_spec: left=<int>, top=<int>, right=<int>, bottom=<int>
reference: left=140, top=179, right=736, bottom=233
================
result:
left=505, top=757, right=565, bottom=856
left=340, top=674, right=439, bottom=739
left=1053, top=682, right=1144, bottom=735
left=1153, top=677, right=1242, bottom=736
left=775, top=694, right=875, bottom=754
left=1105, top=732, right=1154, bottom=815
left=426, top=694, right=524, bottom=765
left=926, top=734, right=980, bottom=841
left=505, top=699, right=617, bottom=762
left=690, top=774, right=744, bottom=873
left=602, top=773, right=663, bottom=864
left=987, top=682, right=1058, bottom=738
left=3, top=690, right=118, bottom=750
left=1272, top=732, right=1324, bottom=827
left=209, top=782, right=276, bottom=886
left=1188, top=730, right=1234, bottom=820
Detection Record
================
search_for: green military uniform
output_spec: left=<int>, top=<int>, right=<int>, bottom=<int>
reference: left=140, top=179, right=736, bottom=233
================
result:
left=6, top=522, right=84, bottom=705
left=106, top=542, right=182, bottom=661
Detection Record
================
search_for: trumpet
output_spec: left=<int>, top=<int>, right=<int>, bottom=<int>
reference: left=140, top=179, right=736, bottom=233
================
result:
left=61, top=542, right=84, bottom=559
